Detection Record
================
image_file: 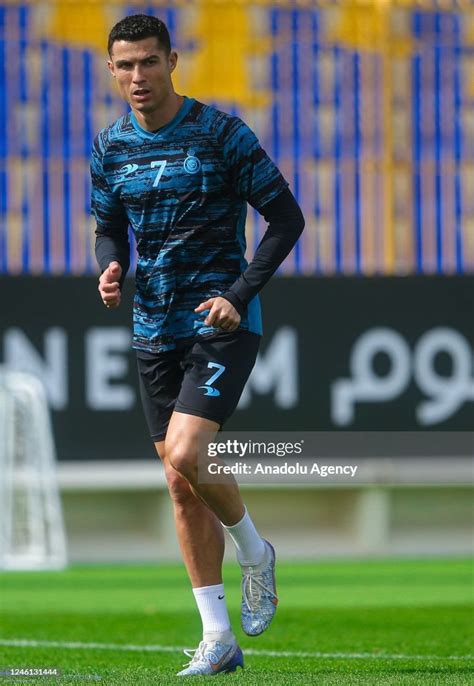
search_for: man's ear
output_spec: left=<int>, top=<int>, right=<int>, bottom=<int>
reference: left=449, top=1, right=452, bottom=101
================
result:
left=169, top=50, right=178, bottom=73
left=107, top=60, right=115, bottom=77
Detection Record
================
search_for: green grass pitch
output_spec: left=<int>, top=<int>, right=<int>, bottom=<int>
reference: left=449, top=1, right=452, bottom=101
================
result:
left=0, top=558, right=473, bottom=685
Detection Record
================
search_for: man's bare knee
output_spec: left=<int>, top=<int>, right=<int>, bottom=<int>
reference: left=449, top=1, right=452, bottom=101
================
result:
left=165, top=435, right=199, bottom=483
left=164, top=413, right=219, bottom=483
left=154, top=440, right=193, bottom=503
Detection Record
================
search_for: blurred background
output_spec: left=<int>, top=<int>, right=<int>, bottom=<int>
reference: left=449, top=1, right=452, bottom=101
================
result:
left=0, top=0, right=473, bottom=569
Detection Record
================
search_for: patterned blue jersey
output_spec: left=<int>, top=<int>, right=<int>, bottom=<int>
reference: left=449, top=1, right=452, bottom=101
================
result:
left=91, top=97, right=288, bottom=352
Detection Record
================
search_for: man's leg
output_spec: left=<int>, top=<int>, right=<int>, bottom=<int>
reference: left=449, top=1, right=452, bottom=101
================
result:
left=165, top=411, right=278, bottom=638
left=155, top=437, right=225, bottom=588
left=160, top=411, right=268, bottom=590
left=164, top=413, right=245, bottom=526
left=156, top=432, right=243, bottom=676
left=136, top=347, right=243, bottom=673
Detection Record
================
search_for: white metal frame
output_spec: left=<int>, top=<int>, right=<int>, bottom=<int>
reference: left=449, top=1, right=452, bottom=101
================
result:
left=0, top=369, right=67, bottom=570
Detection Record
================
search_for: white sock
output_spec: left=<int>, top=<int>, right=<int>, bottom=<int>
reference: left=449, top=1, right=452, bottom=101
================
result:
left=192, top=583, right=232, bottom=638
left=223, top=506, right=266, bottom=566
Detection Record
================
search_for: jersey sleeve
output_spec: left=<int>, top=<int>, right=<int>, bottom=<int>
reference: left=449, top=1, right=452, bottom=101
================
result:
left=221, top=117, right=288, bottom=210
left=90, top=133, right=130, bottom=277
left=90, top=134, right=129, bottom=234
left=221, top=188, right=305, bottom=314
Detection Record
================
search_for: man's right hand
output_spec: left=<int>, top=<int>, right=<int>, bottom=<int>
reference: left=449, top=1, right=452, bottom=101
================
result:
left=98, top=261, right=122, bottom=309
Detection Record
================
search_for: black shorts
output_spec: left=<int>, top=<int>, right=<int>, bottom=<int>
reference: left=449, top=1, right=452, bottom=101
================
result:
left=136, top=330, right=261, bottom=442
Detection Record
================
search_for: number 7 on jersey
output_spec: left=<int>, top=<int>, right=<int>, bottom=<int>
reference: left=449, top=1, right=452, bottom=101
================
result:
left=151, top=160, right=167, bottom=187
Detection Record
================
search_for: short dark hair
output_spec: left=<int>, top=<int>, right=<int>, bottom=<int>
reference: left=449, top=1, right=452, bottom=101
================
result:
left=108, top=14, right=171, bottom=57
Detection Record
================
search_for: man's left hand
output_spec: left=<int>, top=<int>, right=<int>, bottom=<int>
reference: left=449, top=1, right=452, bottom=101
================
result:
left=194, top=297, right=241, bottom=332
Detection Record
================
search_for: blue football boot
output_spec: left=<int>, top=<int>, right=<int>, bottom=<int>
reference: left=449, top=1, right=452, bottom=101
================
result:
left=240, top=539, right=278, bottom=636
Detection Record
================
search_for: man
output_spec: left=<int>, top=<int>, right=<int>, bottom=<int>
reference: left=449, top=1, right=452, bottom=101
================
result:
left=91, top=14, right=304, bottom=677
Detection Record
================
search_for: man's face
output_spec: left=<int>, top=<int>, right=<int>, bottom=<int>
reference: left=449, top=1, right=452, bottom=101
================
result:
left=108, top=37, right=177, bottom=114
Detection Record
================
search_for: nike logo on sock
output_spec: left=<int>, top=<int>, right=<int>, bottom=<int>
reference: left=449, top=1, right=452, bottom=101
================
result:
left=218, top=594, right=225, bottom=600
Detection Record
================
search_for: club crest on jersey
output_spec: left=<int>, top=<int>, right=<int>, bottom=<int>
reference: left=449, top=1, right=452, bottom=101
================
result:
left=183, top=154, right=201, bottom=174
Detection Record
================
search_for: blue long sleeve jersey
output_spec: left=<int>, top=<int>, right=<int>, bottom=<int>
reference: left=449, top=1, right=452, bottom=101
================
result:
left=91, top=96, right=301, bottom=353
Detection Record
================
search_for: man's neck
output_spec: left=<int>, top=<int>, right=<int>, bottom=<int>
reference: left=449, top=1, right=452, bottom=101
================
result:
left=133, top=93, right=185, bottom=132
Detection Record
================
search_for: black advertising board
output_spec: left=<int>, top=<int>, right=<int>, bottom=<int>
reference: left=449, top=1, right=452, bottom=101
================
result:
left=236, top=275, right=474, bottom=432
left=0, top=276, right=472, bottom=460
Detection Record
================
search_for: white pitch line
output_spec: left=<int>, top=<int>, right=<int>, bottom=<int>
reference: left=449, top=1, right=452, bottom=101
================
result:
left=0, top=639, right=472, bottom=662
